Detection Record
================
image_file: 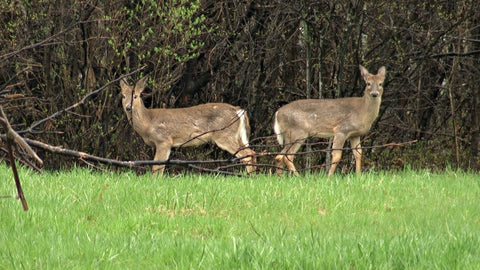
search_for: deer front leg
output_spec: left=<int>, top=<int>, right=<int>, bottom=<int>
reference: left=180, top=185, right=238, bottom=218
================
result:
left=328, top=134, right=346, bottom=177
left=350, top=136, right=362, bottom=175
left=153, top=144, right=172, bottom=176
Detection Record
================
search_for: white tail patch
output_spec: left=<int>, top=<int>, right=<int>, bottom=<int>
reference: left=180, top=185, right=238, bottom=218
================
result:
left=236, top=109, right=249, bottom=146
left=273, top=111, right=284, bottom=145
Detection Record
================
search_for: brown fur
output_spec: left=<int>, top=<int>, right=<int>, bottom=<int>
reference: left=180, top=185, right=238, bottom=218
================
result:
left=120, top=77, right=256, bottom=175
left=274, top=65, right=386, bottom=176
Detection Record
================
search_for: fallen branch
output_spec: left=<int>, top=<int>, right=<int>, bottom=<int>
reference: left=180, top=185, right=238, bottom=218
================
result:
left=22, top=137, right=241, bottom=169
left=20, top=136, right=417, bottom=176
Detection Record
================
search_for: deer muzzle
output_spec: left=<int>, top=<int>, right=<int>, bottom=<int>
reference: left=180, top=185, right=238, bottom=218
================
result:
left=370, top=91, right=379, bottom=98
left=125, top=104, right=132, bottom=112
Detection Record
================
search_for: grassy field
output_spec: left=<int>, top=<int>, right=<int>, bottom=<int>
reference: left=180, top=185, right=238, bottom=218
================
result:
left=1, top=164, right=479, bottom=269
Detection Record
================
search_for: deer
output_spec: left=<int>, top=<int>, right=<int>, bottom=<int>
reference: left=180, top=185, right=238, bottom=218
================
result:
left=273, top=65, right=386, bottom=177
left=120, top=77, right=256, bottom=175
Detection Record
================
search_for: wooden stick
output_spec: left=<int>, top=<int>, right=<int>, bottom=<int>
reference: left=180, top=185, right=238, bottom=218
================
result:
left=0, top=107, right=36, bottom=211
left=6, top=134, right=28, bottom=210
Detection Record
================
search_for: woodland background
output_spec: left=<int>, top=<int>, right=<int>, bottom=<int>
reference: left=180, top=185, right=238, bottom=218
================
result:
left=1, top=0, right=479, bottom=173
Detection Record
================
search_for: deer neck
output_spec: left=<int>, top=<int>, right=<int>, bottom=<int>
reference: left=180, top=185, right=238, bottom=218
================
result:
left=131, top=100, right=152, bottom=134
left=362, top=93, right=381, bottom=123
left=124, top=111, right=133, bottom=122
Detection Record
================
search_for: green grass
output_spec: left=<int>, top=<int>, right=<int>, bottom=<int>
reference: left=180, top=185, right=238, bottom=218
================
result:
left=1, top=164, right=479, bottom=269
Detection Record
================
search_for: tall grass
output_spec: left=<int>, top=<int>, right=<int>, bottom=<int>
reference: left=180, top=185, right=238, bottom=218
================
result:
left=1, top=164, right=479, bottom=269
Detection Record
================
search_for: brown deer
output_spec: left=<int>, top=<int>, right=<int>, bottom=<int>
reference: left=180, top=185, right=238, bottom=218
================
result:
left=273, top=65, right=386, bottom=177
left=120, top=77, right=256, bottom=175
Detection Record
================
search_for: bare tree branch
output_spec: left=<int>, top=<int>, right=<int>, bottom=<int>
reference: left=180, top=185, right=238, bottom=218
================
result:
left=0, top=108, right=43, bottom=165
left=19, top=67, right=146, bottom=134
left=0, top=106, right=42, bottom=211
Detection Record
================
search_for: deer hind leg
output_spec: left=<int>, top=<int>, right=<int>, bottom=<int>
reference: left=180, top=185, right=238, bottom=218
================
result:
left=328, top=134, right=347, bottom=177
left=236, top=147, right=257, bottom=173
left=153, top=144, right=172, bottom=176
left=350, top=136, right=362, bottom=175
left=274, top=154, right=285, bottom=176
left=214, top=137, right=256, bottom=173
left=276, top=139, right=304, bottom=176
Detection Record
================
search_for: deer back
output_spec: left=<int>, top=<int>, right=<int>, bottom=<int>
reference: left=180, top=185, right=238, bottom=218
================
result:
left=141, top=104, right=248, bottom=147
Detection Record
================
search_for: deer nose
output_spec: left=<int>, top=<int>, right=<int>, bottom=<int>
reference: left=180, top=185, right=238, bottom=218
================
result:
left=371, top=91, right=379, bottom=98
left=126, top=104, right=132, bottom=111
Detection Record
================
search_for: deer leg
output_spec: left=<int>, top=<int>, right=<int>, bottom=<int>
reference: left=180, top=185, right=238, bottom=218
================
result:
left=328, top=134, right=346, bottom=177
left=235, top=148, right=257, bottom=173
left=214, top=138, right=257, bottom=173
left=274, top=154, right=285, bottom=176
left=350, top=136, right=362, bottom=175
left=153, top=144, right=171, bottom=176
left=278, top=139, right=304, bottom=176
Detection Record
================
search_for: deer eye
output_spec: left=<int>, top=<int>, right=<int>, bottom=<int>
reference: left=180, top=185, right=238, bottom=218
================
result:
left=367, top=82, right=372, bottom=87
left=379, top=83, right=383, bottom=87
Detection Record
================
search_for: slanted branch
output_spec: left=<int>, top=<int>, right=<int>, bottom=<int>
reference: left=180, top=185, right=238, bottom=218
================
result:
left=18, top=67, right=146, bottom=135
left=0, top=106, right=43, bottom=211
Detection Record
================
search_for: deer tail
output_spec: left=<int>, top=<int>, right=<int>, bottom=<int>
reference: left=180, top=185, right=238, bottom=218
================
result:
left=273, top=111, right=284, bottom=146
left=236, top=109, right=250, bottom=147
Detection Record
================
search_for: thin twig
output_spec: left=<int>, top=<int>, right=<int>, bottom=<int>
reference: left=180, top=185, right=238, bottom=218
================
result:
left=19, top=67, right=146, bottom=134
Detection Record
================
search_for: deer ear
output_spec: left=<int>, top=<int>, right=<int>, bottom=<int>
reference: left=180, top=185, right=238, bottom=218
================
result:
left=359, top=65, right=369, bottom=79
left=120, top=78, right=129, bottom=88
left=377, top=66, right=386, bottom=78
left=135, top=76, right=148, bottom=93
